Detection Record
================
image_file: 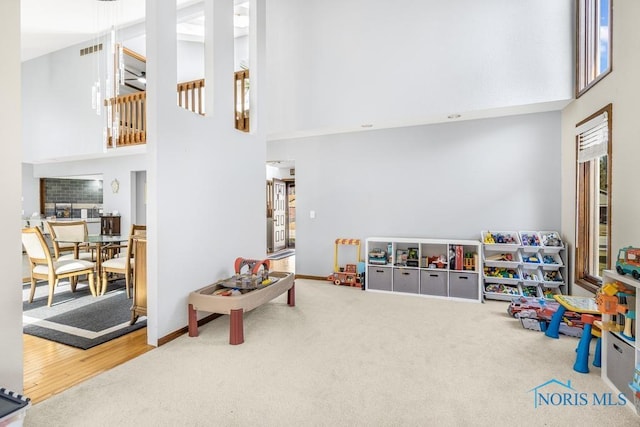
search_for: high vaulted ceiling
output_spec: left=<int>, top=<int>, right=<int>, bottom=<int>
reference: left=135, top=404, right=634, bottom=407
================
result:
left=20, top=0, right=249, bottom=62
left=21, top=0, right=146, bottom=61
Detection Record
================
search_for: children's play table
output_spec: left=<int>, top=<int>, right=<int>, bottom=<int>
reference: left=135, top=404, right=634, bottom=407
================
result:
left=187, top=271, right=295, bottom=345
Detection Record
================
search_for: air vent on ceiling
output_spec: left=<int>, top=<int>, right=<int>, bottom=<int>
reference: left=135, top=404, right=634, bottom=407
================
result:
left=80, top=43, right=103, bottom=56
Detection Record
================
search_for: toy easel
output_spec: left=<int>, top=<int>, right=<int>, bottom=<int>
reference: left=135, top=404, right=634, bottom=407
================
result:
left=333, top=238, right=362, bottom=273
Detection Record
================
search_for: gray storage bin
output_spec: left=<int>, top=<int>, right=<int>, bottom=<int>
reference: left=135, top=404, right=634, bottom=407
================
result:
left=606, top=332, right=635, bottom=401
left=367, top=266, right=392, bottom=291
left=420, top=270, right=448, bottom=296
left=449, top=272, right=479, bottom=300
left=393, top=268, right=419, bottom=293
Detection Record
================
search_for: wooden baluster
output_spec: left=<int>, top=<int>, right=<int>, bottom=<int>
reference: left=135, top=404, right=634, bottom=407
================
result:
left=241, top=74, right=246, bottom=130
left=112, top=98, right=117, bottom=147
left=133, top=95, right=139, bottom=143
left=127, top=97, right=132, bottom=144
left=138, top=94, right=142, bottom=141
left=128, top=96, right=132, bottom=145
left=142, top=96, right=146, bottom=143
left=234, top=76, right=240, bottom=129
left=118, top=98, right=124, bottom=146
left=190, top=82, right=195, bottom=113
left=191, top=83, right=194, bottom=113
left=126, top=97, right=130, bottom=145
left=122, top=98, right=127, bottom=145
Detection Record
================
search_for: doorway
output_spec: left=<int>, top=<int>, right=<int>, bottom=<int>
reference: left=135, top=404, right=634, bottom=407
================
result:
left=272, top=178, right=286, bottom=252
left=266, top=161, right=295, bottom=254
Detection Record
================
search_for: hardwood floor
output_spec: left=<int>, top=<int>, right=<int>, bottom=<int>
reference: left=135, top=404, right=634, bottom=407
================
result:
left=23, top=328, right=153, bottom=404
left=23, top=253, right=294, bottom=404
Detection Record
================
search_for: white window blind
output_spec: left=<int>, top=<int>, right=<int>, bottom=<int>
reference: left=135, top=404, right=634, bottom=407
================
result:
left=576, top=112, right=608, bottom=163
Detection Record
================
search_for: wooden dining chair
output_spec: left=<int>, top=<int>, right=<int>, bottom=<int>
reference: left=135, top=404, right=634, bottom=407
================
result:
left=21, top=227, right=97, bottom=307
left=100, top=224, right=146, bottom=297
left=46, top=220, right=95, bottom=261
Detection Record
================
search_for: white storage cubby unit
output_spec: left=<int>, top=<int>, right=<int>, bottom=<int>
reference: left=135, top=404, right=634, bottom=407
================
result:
left=481, top=230, right=566, bottom=301
left=600, top=270, right=639, bottom=414
left=365, top=237, right=482, bottom=303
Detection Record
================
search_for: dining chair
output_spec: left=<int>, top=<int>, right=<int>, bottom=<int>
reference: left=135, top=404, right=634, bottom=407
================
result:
left=45, top=220, right=95, bottom=261
left=21, top=227, right=97, bottom=307
left=100, top=224, right=146, bottom=297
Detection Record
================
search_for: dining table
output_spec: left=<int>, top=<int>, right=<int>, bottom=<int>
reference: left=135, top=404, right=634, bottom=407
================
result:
left=54, top=234, right=129, bottom=294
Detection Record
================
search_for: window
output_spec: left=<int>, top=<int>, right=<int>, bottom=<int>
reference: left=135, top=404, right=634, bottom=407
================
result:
left=576, top=0, right=612, bottom=97
left=575, top=104, right=612, bottom=293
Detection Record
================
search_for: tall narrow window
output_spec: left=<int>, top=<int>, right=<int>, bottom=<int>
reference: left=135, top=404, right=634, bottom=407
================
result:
left=577, top=0, right=612, bottom=96
left=575, top=104, right=612, bottom=292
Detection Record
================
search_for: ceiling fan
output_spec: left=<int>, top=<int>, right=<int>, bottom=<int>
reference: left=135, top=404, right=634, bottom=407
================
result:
left=125, top=68, right=146, bottom=84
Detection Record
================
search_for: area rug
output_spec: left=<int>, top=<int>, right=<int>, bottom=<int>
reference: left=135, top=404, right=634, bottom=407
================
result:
left=267, top=249, right=295, bottom=260
left=22, top=279, right=146, bottom=350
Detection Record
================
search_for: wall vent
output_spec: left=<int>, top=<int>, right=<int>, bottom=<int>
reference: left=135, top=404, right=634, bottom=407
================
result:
left=80, top=43, right=103, bottom=56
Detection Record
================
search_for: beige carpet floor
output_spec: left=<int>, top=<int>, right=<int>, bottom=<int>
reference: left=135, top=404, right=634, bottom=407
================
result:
left=25, top=279, right=639, bottom=426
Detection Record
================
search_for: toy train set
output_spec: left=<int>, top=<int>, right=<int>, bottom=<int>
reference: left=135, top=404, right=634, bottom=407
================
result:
left=212, top=257, right=276, bottom=295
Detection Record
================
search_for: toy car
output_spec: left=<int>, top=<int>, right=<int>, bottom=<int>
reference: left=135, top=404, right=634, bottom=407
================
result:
left=616, top=246, right=640, bottom=279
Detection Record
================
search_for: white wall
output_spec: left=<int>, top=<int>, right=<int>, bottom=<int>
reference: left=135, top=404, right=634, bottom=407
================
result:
left=177, top=40, right=205, bottom=82
left=561, top=1, right=640, bottom=293
left=21, top=163, right=39, bottom=219
left=235, top=34, right=249, bottom=70
left=266, top=0, right=573, bottom=138
left=134, top=170, right=147, bottom=224
left=145, top=0, right=266, bottom=344
left=21, top=38, right=107, bottom=162
left=0, top=0, right=24, bottom=392
left=268, top=111, right=562, bottom=277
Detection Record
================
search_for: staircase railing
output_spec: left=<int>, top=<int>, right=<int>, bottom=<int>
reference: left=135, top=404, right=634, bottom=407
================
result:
left=177, top=78, right=206, bottom=116
left=106, top=91, right=147, bottom=148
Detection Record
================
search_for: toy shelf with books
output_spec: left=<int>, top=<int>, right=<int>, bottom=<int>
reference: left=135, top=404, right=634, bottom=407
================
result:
left=481, top=230, right=567, bottom=301
left=365, top=237, right=482, bottom=302
left=599, top=270, right=639, bottom=414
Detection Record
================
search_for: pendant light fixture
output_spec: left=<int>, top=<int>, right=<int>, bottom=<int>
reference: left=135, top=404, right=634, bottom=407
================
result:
left=92, top=0, right=124, bottom=149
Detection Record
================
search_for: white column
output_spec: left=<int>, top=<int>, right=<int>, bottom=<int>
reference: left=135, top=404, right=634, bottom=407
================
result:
left=0, top=0, right=25, bottom=392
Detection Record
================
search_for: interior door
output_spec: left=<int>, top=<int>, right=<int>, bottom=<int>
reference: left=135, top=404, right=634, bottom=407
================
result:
left=287, top=182, right=295, bottom=248
left=272, top=179, right=286, bottom=252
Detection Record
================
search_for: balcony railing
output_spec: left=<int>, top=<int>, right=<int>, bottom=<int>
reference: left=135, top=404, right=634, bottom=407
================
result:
left=177, top=78, right=205, bottom=116
left=235, top=69, right=250, bottom=132
left=106, top=71, right=249, bottom=148
left=106, top=91, right=146, bottom=148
